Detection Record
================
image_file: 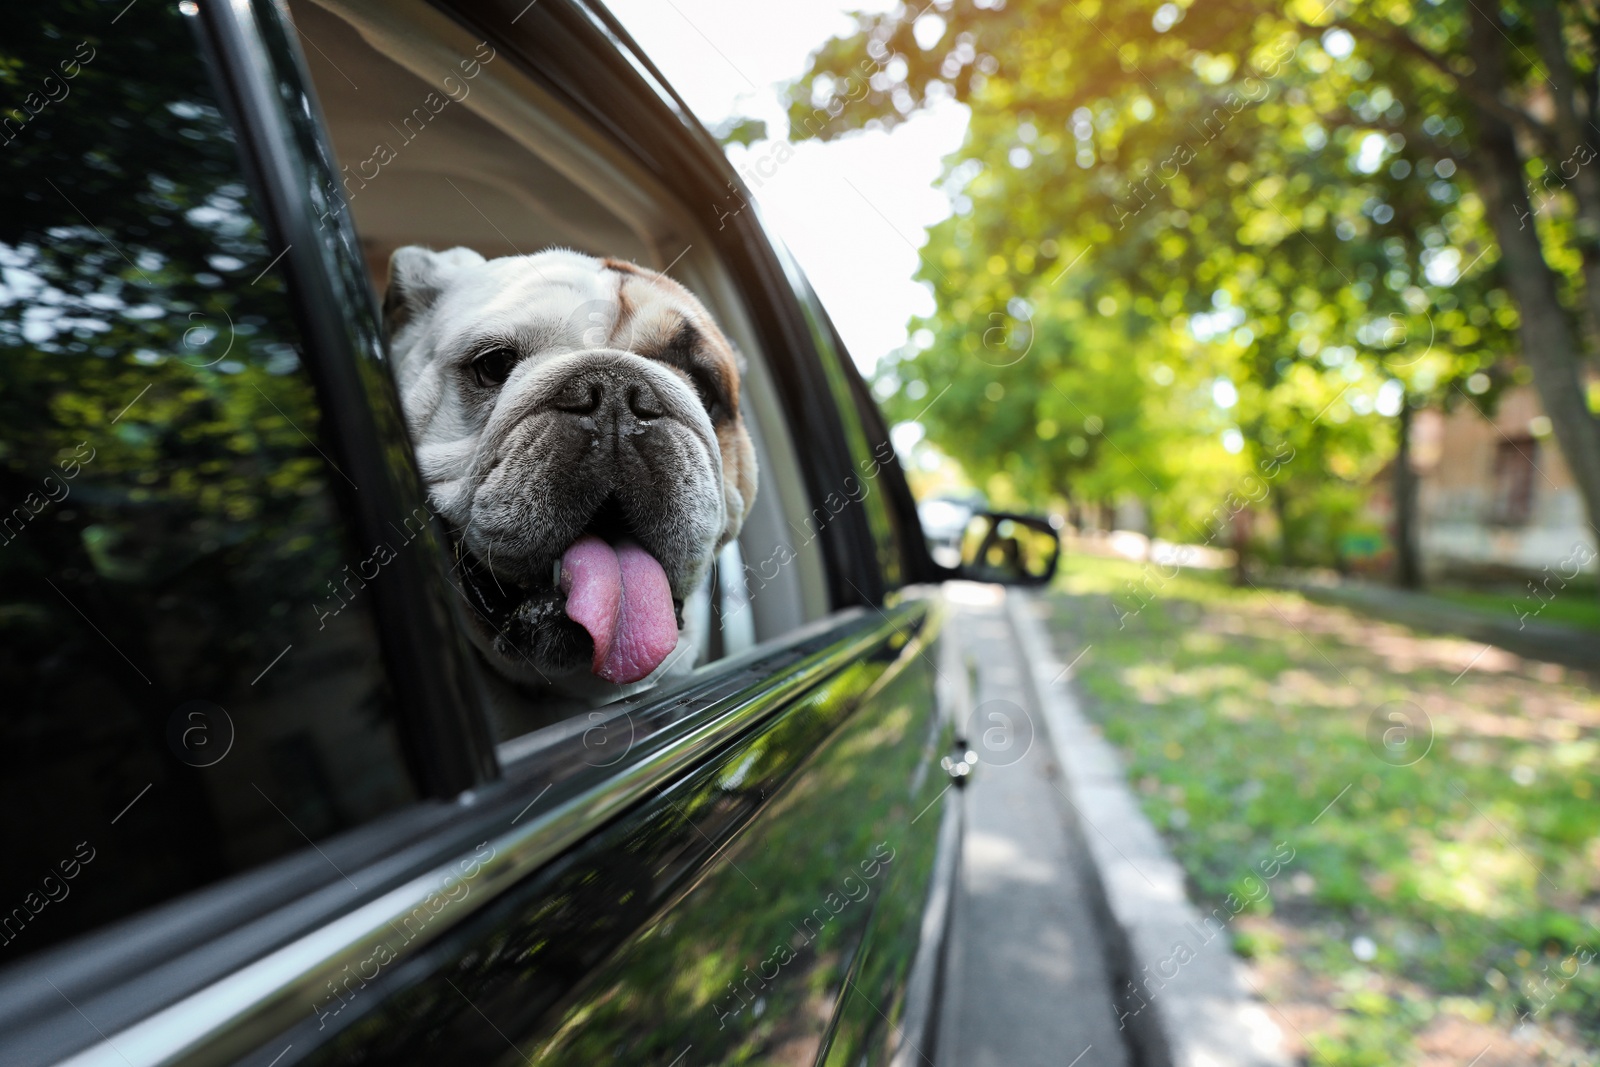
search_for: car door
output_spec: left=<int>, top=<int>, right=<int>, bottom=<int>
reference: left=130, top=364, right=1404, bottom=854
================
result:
left=0, top=1, right=964, bottom=1065
left=255, top=1, right=962, bottom=1063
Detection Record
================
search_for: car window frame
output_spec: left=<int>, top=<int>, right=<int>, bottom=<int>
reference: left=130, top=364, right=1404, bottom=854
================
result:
left=565, top=0, right=942, bottom=590
left=208, top=0, right=503, bottom=801
left=280, top=0, right=916, bottom=708
left=437, top=0, right=917, bottom=610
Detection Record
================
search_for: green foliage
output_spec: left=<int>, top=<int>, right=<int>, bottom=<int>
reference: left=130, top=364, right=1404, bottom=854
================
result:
left=787, top=0, right=1545, bottom=563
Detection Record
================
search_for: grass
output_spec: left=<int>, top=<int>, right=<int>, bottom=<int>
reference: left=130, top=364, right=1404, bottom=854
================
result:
left=1427, top=585, right=1600, bottom=633
left=1045, top=554, right=1600, bottom=1066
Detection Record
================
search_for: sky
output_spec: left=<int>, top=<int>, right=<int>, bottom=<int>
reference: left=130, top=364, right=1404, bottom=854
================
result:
left=603, top=0, right=969, bottom=376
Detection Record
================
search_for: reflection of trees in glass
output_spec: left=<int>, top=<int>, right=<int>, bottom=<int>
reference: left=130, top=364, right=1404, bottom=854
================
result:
left=0, top=1, right=339, bottom=634
left=0, top=1, right=403, bottom=956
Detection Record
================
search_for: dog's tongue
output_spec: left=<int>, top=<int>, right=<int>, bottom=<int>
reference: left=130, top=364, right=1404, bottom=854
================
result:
left=559, top=534, right=678, bottom=684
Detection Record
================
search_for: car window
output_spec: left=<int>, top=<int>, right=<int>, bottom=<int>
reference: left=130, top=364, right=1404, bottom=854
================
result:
left=0, top=0, right=418, bottom=963
left=286, top=0, right=832, bottom=739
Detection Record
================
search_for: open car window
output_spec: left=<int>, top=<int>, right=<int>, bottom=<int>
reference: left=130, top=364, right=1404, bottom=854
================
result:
left=287, top=0, right=832, bottom=742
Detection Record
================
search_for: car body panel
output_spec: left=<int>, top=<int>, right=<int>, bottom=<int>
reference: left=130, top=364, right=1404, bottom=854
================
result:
left=288, top=599, right=949, bottom=1066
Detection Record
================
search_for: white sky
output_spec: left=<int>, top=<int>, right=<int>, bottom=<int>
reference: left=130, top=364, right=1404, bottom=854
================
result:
left=604, top=0, right=969, bottom=374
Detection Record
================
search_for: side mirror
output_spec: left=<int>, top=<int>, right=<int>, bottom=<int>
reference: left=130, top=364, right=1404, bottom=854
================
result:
left=955, top=510, right=1061, bottom=587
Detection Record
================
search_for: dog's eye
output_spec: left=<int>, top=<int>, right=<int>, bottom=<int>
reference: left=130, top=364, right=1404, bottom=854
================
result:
left=470, top=347, right=519, bottom=388
left=687, top=364, right=727, bottom=422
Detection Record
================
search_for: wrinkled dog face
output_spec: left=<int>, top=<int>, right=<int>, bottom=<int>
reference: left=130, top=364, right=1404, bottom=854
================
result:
left=385, top=247, right=757, bottom=687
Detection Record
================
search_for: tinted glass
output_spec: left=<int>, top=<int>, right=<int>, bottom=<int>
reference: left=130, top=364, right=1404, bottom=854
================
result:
left=0, top=0, right=416, bottom=962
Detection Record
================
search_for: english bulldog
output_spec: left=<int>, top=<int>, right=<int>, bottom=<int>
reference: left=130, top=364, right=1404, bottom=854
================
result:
left=383, top=246, right=757, bottom=695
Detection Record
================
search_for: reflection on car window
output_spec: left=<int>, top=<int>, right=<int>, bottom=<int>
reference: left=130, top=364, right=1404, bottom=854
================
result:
left=0, top=1, right=416, bottom=962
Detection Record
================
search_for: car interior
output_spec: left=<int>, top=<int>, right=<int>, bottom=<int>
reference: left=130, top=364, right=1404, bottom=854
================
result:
left=289, top=0, right=832, bottom=740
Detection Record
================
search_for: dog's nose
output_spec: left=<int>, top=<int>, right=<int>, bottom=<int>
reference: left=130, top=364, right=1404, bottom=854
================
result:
left=550, top=380, right=602, bottom=415
left=626, top=382, right=664, bottom=419
left=550, top=374, right=664, bottom=433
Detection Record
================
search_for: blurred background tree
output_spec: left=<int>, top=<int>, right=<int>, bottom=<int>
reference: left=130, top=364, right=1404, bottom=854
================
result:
left=783, top=0, right=1600, bottom=581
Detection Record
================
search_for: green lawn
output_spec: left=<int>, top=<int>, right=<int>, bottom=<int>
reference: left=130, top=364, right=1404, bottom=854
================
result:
left=1045, top=554, right=1600, bottom=1066
left=1428, top=585, right=1600, bottom=633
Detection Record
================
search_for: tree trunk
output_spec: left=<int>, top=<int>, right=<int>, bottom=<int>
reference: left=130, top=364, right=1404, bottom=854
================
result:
left=1141, top=497, right=1157, bottom=561
left=1272, top=485, right=1294, bottom=568
left=1231, top=506, right=1251, bottom=586
left=1466, top=1, right=1600, bottom=593
left=1529, top=3, right=1600, bottom=347
left=1394, top=398, right=1423, bottom=589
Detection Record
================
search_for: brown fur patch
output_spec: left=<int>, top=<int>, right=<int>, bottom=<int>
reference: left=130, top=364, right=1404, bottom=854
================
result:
left=604, top=256, right=755, bottom=540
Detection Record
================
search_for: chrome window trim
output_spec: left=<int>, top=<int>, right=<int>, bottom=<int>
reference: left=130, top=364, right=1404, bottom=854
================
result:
left=54, top=606, right=922, bottom=1067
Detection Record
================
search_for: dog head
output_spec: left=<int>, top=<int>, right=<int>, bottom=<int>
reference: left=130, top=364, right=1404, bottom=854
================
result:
left=384, top=247, right=757, bottom=687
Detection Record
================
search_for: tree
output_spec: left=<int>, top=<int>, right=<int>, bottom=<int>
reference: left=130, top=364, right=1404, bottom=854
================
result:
left=782, top=0, right=1596, bottom=577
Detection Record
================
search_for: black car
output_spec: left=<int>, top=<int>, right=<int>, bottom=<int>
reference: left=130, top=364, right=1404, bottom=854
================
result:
left=0, top=2, right=1055, bottom=1063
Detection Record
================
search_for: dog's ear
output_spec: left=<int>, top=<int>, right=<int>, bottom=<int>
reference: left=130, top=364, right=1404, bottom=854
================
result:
left=383, top=246, right=485, bottom=338
left=718, top=420, right=758, bottom=550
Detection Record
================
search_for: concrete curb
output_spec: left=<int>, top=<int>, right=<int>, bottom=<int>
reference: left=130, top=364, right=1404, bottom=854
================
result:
left=1006, top=591, right=1292, bottom=1067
